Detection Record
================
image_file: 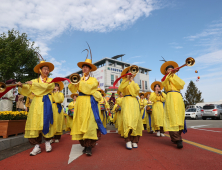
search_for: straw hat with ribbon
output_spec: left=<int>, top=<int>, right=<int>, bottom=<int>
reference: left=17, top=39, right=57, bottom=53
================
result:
left=34, top=52, right=54, bottom=74
left=160, top=57, right=178, bottom=75
left=151, top=81, right=163, bottom=91
left=139, top=92, right=145, bottom=97
left=77, top=42, right=97, bottom=72
left=121, top=66, right=131, bottom=78
left=55, top=82, right=64, bottom=92
left=97, top=88, right=106, bottom=96
left=144, top=91, right=151, bottom=97
left=117, top=90, right=122, bottom=96
left=70, top=93, right=79, bottom=98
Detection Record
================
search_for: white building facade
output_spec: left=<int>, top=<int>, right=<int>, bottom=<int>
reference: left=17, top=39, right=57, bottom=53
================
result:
left=62, top=57, right=151, bottom=107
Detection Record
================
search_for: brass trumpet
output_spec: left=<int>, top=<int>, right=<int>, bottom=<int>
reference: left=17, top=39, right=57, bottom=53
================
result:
left=129, top=65, right=139, bottom=75
left=0, top=82, right=25, bottom=93
left=69, top=73, right=81, bottom=84
left=169, top=57, right=195, bottom=75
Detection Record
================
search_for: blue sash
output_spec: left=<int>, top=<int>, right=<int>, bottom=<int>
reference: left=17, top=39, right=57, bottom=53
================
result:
left=53, top=102, right=62, bottom=114
left=79, top=92, right=107, bottom=135
left=42, top=95, right=53, bottom=135
left=148, top=113, right=152, bottom=131
left=166, top=91, right=187, bottom=134
left=142, top=108, right=146, bottom=119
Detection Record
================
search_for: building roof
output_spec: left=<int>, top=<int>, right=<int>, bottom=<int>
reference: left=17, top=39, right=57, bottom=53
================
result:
left=66, top=57, right=152, bottom=78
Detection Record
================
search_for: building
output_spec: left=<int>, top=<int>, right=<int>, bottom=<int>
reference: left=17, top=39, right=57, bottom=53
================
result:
left=62, top=55, right=151, bottom=107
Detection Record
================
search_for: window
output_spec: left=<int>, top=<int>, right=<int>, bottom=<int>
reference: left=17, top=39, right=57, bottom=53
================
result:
left=203, top=105, right=215, bottom=109
left=111, top=75, right=114, bottom=85
left=120, top=79, right=122, bottom=83
left=139, top=80, right=141, bottom=88
left=142, top=80, right=144, bottom=90
left=145, top=81, right=147, bottom=89
left=66, top=87, right=68, bottom=95
left=63, top=88, right=65, bottom=96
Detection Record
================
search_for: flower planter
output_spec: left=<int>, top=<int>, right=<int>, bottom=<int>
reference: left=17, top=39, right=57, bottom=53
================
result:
left=0, top=120, right=26, bottom=138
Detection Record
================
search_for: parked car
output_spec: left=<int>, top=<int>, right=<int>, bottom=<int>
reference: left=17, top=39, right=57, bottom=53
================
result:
left=186, top=105, right=202, bottom=110
left=201, top=104, right=222, bottom=120
left=185, top=108, right=202, bottom=120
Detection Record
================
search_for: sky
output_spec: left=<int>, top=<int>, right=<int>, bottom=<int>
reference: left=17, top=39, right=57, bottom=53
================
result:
left=0, top=0, right=222, bottom=102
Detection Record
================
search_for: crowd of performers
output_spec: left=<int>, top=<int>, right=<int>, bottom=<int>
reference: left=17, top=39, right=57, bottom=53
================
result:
left=0, top=45, right=186, bottom=157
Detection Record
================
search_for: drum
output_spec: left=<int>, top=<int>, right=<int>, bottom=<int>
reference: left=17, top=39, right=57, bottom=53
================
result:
left=68, top=109, right=74, bottom=117
left=116, top=105, right=121, bottom=111
left=100, top=104, right=105, bottom=111
left=146, top=105, right=152, bottom=114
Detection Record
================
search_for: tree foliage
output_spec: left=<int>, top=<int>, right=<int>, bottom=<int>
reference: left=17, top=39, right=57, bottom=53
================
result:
left=184, top=80, right=204, bottom=106
left=0, top=29, right=39, bottom=83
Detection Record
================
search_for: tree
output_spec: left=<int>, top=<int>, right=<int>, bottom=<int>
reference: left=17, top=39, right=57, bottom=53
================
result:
left=0, top=29, right=39, bottom=83
left=184, top=80, right=204, bottom=107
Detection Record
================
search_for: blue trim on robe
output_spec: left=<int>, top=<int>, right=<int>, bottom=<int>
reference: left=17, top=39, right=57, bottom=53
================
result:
left=42, top=95, right=53, bottom=135
left=53, top=102, right=62, bottom=114
left=148, top=113, right=152, bottom=131
left=79, top=92, right=107, bottom=135
left=142, top=108, right=146, bottom=119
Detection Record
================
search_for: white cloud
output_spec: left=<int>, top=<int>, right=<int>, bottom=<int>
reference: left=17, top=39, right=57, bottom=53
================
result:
left=0, top=0, right=162, bottom=77
left=174, top=46, right=183, bottom=49
left=169, top=42, right=183, bottom=49
left=195, top=50, right=222, bottom=65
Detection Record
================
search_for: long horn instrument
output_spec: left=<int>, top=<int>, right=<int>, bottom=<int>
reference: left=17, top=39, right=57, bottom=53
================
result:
left=129, top=65, right=139, bottom=75
left=161, top=57, right=195, bottom=81
left=0, top=82, right=26, bottom=93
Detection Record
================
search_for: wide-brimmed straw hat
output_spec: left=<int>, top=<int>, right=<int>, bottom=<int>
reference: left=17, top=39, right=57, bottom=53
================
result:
left=55, top=81, right=64, bottom=91
left=160, top=61, right=178, bottom=75
left=97, top=88, right=106, bottom=96
left=151, top=81, right=163, bottom=91
left=34, top=61, right=54, bottom=73
left=121, top=66, right=131, bottom=79
left=139, top=92, right=145, bottom=97
left=70, top=93, right=78, bottom=98
left=144, top=91, right=151, bottom=97
left=77, top=42, right=97, bottom=72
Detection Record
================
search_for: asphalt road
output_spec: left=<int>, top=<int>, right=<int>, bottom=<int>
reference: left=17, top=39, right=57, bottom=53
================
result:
left=186, top=120, right=222, bottom=128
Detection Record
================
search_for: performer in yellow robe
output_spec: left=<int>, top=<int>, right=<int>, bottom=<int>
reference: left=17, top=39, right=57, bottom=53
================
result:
left=118, top=66, right=143, bottom=150
left=97, top=88, right=110, bottom=128
left=18, top=60, right=55, bottom=156
left=68, top=48, right=105, bottom=156
left=144, top=92, right=152, bottom=133
left=112, top=103, right=118, bottom=128
left=161, top=60, right=185, bottom=149
left=150, top=81, right=166, bottom=137
left=51, top=82, right=65, bottom=143
left=116, top=91, right=124, bottom=136
left=139, top=92, right=147, bottom=129
left=66, top=93, right=78, bottom=131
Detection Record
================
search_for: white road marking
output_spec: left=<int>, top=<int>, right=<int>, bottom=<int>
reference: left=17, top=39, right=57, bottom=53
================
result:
left=190, top=125, right=221, bottom=133
left=68, top=144, right=84, bottom=164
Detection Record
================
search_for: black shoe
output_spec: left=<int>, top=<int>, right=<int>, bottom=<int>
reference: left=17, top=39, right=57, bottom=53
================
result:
left=176, top=140, right=183, bottom=149
left=82, top=147, right=86, bottom=154
left=86, top=147, right=92, bottom=156
left=171, top=140, right=177, bottom=144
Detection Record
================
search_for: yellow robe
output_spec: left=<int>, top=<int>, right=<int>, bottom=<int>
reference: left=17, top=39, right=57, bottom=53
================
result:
left=140, top=99, right=147, bottom=124
left=116, top=97, right=123, bottom=136
left=150, top=92, right=166, bottom=131
left=18, top=77, right=55, bottom=138
left=162, top=74, right=185, bottom=131
left=99, top=97, right=110, bottom=128
left=67, top=101, right=75, bottom=131
left=68, top=77, right=102, bottom=140
left=52, top=92, right=65, bottom=135
left=118, top=79, right=143, bottom=138
left=112, top=104, right=118, bottom=128
left=145, top=100, right=153, bottom=132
